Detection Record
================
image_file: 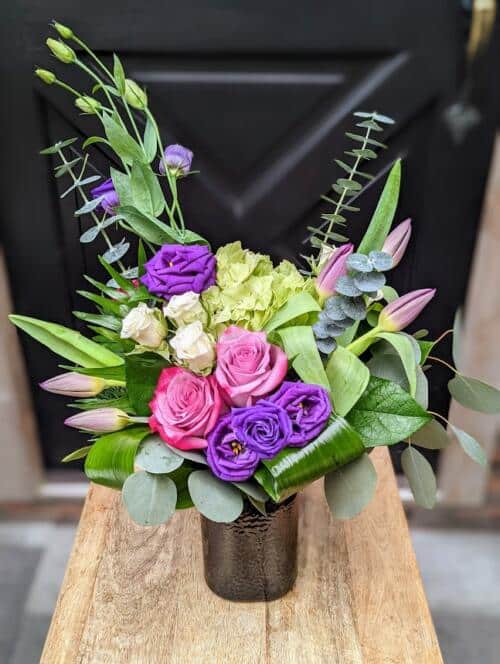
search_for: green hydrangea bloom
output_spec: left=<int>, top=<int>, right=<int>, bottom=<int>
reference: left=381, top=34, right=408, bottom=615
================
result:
left=202, top=241, right=314, bottom=333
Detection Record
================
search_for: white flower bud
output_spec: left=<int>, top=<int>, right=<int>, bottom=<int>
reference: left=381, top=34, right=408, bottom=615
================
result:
left=163, top=291, right=206, bottom=326
left=120, top=303, right=167, bottom=348
left=170, top=321, right=215, bottom=373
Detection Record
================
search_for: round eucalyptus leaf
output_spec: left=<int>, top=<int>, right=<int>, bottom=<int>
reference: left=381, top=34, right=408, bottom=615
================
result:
left=165, top=443, right=208, bottom=465
left=338, top=295, right=366, bottom=321
left=346, top=253, right=372, bottom=273
left=188, top=470, right=244, bottom=523
left=324, top=453, right=377, bottom=519
left=381, top=285, right=399, bottom=302
left=316, top=337, right=337, bottom=355
left=326, top=321, right=347, bottom=338
left=353, top=270, right=386, bottom=293
left=368, top=251, right=393, bottom=271
left=448, top=375, right=500, bottom=414
left=450, top=425, right=487, bottom=466
left=324, top=295, right=347, bottom=321
left=135, top=436, right=184, bottom=474
left=313, top=321, right=331, bottom=340
left=335, top=275, right=362, bottom=297
left=122, top=471, right=177, bottom=526
left=411, top=419, right=449, bottom=450
left=401, top=446, right=436, bottom=509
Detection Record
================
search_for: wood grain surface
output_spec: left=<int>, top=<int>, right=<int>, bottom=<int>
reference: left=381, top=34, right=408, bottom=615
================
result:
left=41, top=447, right=442, bottom=664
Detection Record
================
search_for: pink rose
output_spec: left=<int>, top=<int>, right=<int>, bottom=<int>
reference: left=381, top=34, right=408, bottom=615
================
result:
left=149, top=367, right=223, bottom=450
left=215, top=326, right=288, bottom=406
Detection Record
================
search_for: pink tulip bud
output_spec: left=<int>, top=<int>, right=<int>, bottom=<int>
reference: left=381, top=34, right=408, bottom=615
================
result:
left=315, top=243, right=354, bottom=298
left=382, top=218, right=412, bottom=267
left=379, top=288, right=436, bottom=332
left=64, top=408, right=130, bottom=433
left=40, top=372, right=107, bottom=397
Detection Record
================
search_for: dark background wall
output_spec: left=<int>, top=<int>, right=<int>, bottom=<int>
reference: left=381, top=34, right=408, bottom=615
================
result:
left=0, top=1, right=498, bottom=467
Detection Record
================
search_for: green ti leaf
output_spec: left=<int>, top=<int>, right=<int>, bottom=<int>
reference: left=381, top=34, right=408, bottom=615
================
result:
left=375, top=332, right=416, bottom=396
left=277, top=326, right=329, bottom=390
left=325, top=346, right=369, bottom=416
left=125, top=353, right=169, bottom=416
left=255, top=415, right=365, bottom=502
left=264, top=292, right=321, bottom=333
left=84, top=426, right=150, bottom=489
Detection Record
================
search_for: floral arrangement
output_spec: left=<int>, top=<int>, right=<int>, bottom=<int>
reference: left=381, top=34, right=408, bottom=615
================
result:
left=11, top=22, right=500, bottom=526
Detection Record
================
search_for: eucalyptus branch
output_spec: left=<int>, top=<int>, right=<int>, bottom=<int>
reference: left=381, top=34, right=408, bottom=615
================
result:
left=57, top=148, right=126, bottom=273
left=427, top=355, right=459, bottom=374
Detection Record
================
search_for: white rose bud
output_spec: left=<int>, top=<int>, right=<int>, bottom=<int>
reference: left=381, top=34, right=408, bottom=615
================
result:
left=163, top=291, right=206, bottom=326
left=121, top=303, right=167, bottom=348
left=170, top=321, right=215, bottom=373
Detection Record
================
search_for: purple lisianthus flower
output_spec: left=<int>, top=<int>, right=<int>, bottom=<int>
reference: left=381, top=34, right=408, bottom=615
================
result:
left=90, top=178, right=119, bottom=214
left=141, top=244, right=216, bottom=298
left=206, top=413, right=260, bottom=482
left=231, top=401, right=292, bottom=460
left=268, top=381, right=331, bottom=447
left=159, top=144, right=193, bottom=177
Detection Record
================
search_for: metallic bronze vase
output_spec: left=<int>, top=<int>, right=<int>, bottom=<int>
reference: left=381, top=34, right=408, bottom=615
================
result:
left=201, top=495, right=298, bottom=602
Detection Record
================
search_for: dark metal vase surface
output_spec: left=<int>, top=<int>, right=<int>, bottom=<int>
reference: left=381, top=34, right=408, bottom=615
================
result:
left=201, top=495, right=298, bottom=602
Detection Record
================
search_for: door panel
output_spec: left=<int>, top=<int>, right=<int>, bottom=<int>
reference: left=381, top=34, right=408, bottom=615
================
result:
left=1, top=1, right=495, bottom=466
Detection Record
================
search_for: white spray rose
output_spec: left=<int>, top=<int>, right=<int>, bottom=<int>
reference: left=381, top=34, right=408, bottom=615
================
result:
left=163, top=291, right=206, bottom=326
left=121, top=303, right=167, bottom=348
left=170, top=321, right=215, bottom=373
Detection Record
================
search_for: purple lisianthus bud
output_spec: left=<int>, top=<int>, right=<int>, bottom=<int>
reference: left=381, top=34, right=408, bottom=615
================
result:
left=231, top=401, right=292, bottom=460
left=159, top=144, right=193, bottom=177
left=315, top=243, right=354, bottom=299
left=90, top=178, right=119, bottom=214
left=141, top=244, right=216, bottom=298
left=382, top=218, right=412, bottom=268
left=206, top=413, right=260, bottom=481
left=379, top=288, right=436, bottom=332
left=267, top=381, right=331, bottom=447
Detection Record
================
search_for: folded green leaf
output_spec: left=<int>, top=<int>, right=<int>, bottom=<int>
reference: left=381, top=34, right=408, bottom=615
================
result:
left=9, top=315, right=123, bottom=368
left=125, top=353, right=169, bottom=416
left=122, top=471, right=177, bottom=526
left=375, top=332, right=416, bottom=396
left=401, top=446, right=437, bottom=509
left=324, top=453, right=377, bottom=519
left=346, top=376, right=431, bottom=447
left=357, top=159, right=401, bottom=254
left=448, top=375, right=500, bottom=413
left=277, top=326, right=329, bottom=390
left=326, top=346, right=369, bottom=416
left=84, top=426, right=150, bottom=489
left=450, top=425, right=487, bottom=466
left=254, top=415, right=365, bottom=502
left=264, top=292, right=321, bottom=333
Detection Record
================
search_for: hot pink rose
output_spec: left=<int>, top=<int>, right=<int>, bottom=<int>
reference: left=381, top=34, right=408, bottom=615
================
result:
left=215, top=326, right=288, bottom=407
left=149, top=367, right=223, bottom=450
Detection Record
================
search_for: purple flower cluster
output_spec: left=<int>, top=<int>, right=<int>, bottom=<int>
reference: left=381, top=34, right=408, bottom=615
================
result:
left=206, top=382, right=331, bottom=481
left=141, top=244, right=216, bottom=299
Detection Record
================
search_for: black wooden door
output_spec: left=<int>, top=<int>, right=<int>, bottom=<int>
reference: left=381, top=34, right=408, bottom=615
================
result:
left=1, top=1, right=496, bottom=467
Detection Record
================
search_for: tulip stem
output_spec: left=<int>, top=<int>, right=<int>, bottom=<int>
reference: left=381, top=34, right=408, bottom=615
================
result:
left=346, top=326, right=381, bottom=356
left=130, top=416, right=150, bottom=424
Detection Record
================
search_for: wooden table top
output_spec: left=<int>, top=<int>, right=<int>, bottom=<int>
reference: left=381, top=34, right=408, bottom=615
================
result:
left=41, top=447, right=442, bottom=664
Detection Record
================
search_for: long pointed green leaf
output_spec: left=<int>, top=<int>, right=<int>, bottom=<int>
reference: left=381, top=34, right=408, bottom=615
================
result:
left=84, top=426, right=150, bottom=489
left=277, top=326, right=329, bottom=389
left=9, top=315, right=123, bottom=367
left=358, top=159, right=401, bottom=254
left=254, top=416, right=365, bottom=502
